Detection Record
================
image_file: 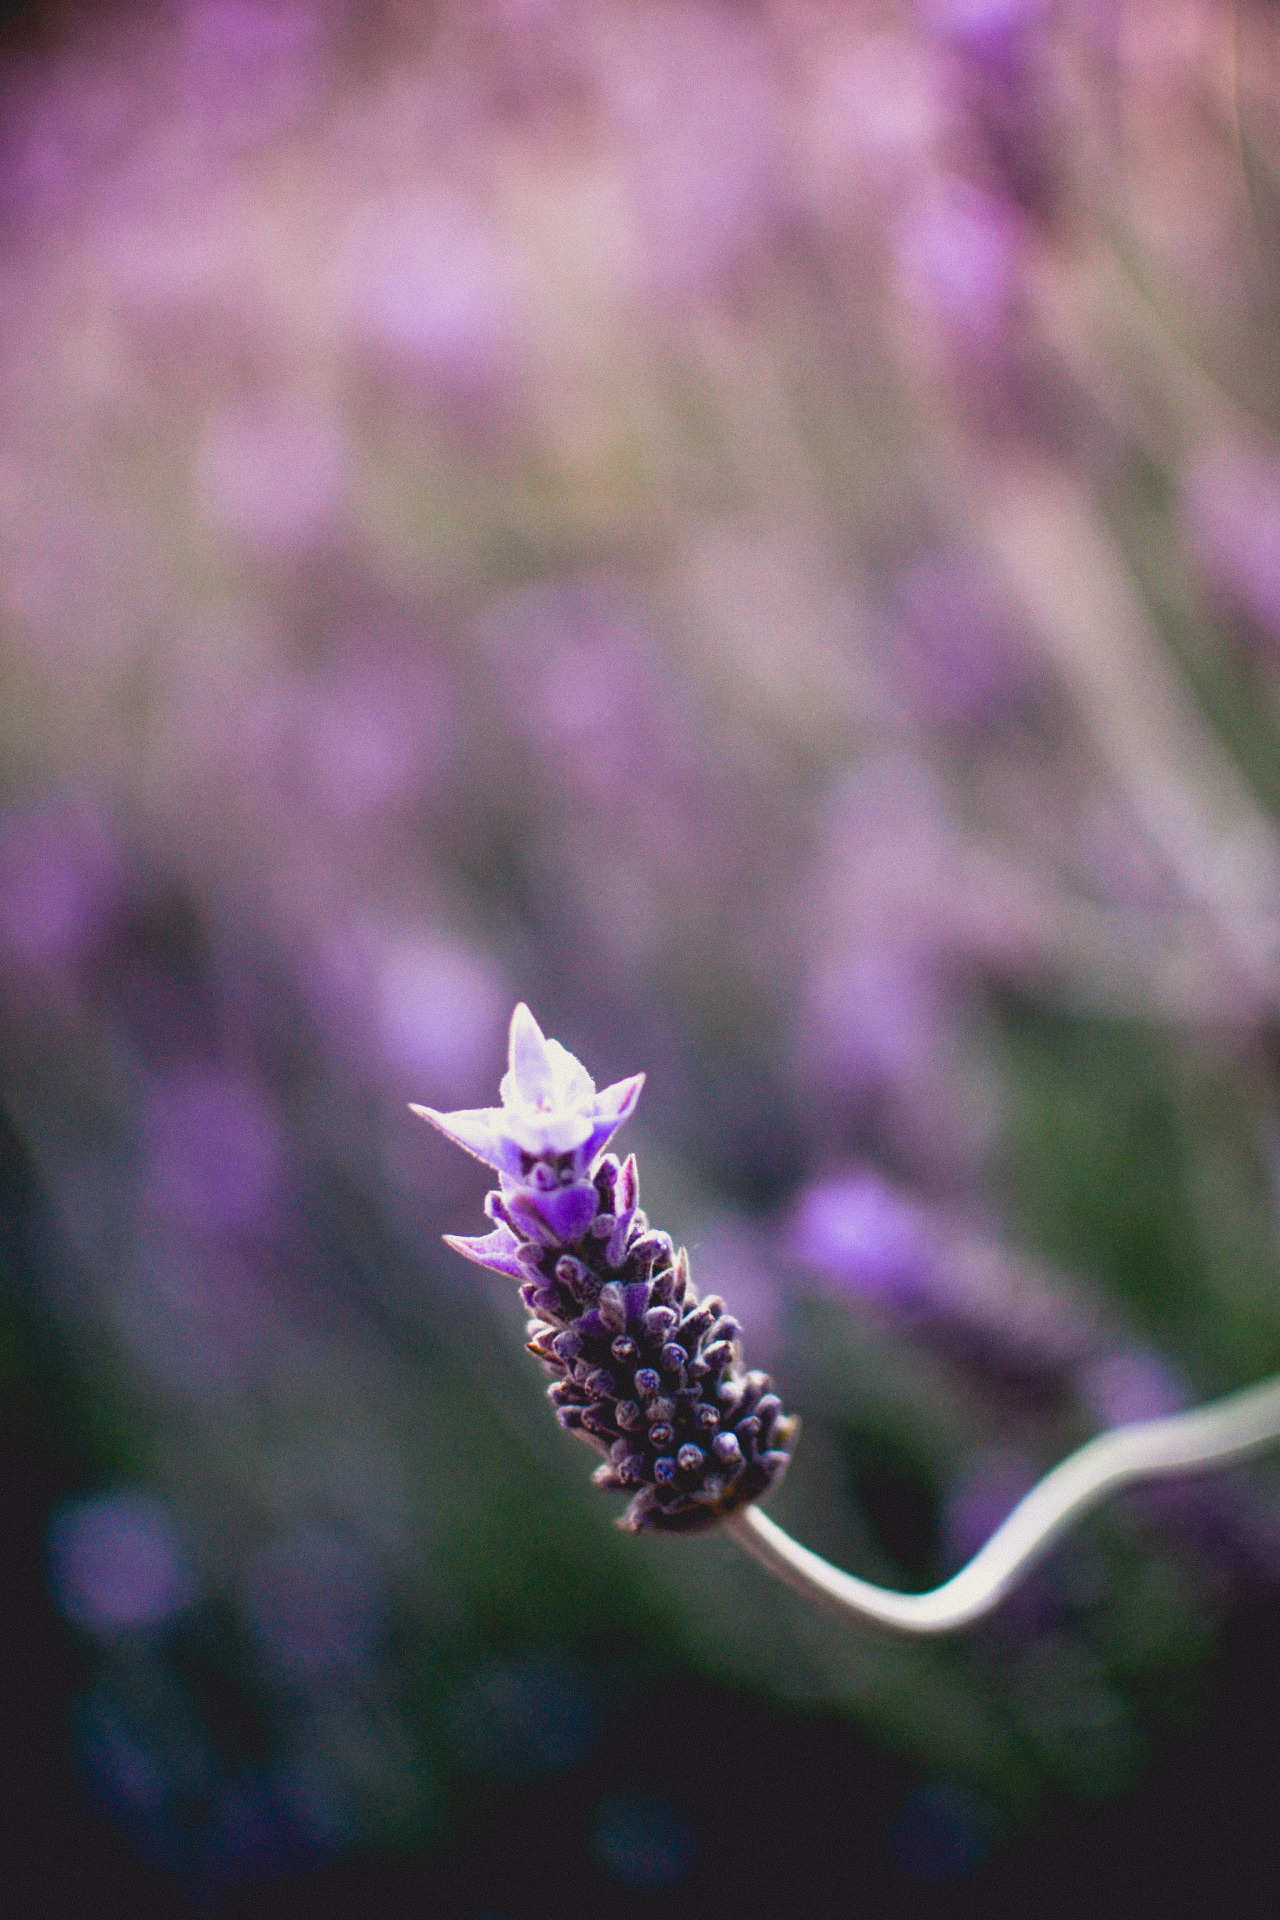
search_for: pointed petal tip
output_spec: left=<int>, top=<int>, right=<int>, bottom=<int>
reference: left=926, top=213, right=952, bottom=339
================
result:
left=507, top=1000, right=556, bottom=1104
left=442, top=1228, right=524, bottom=1279
left=581, top=1074, right=645, bottom=1165
left=597, top=1071, right=644, bottom=1117
left=443, top=1231, right=494, bottom=1270
left=410, top=1102, right=465, bottom=1135
left=508, top=1001, right=545, bottom=1048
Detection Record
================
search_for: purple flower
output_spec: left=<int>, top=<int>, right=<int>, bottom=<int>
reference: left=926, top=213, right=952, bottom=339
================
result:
left=193, top=394, right=350, bottom=558
left=412, top=1002, right=643, bottom=1187
left=793, top=1170, right=933, bottom=1308
left=418, top=1006, right=796, bottom=1532
left=1181, top=443, right=1280, bottom=652
left=47, top=1490, right=198, bottom=1637
left=896, top=177, right=1027, bottom=338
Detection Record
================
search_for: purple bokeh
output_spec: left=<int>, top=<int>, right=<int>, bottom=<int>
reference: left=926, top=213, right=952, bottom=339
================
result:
left=0, top=799, right=126, bottom=973
left=336, top=193, right=528, bottom=410
left=1077, top=1349, right=1189, bottom=1429
left=896, top=175, right=1027, bottom=337
left=48, top=1490, right=198, bottom=1637
left=195, top=394, right=351, bottom=557
left=793, top=1170, right=934, bottom=1309
left=1182, top=445, right=1280, bottom=653
left=142, top=1070, right=289, bottom=1243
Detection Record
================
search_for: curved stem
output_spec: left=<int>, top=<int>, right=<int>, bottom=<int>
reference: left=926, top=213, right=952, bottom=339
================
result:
left=724, top=1373, right=1280, bottom=1635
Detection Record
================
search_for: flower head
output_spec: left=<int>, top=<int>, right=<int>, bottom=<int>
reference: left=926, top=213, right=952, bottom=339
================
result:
left=412, top=1001, right=644, bottom=1178
left=416, top=1004, right=796, bottom=1532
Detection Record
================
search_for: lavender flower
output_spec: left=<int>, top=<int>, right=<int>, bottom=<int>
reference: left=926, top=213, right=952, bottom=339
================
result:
left=414, top=1005, right=797, bottom=1531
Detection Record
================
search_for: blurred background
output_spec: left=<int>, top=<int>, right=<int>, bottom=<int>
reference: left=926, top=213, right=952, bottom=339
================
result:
left=3, top=0, right=1280, bottom=1912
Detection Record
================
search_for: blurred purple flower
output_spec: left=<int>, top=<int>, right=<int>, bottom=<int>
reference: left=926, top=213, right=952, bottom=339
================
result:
left=375, top=931, right=509, bottom=1099
left=143, top=1070, right=288, bottom=1242
left=0, top=798, right=125, bottom=972
left=479, top=578, right=703, bottom=821
left=802, top=32, right=945, bottom=209
left=290, top=918, right=511, bottom=1151
left=798, top=943, right=984, bottom=1180
left=896, top=175, right=1026, bottom=335
left=804, top=946, right=954, bottom=1094
left=794, top=1170, right=1110, bottom=1387
left=603, top=4, right=781, bottom=300
left=792, top=1170, right=934, bottom=1308
left=242, top=647, right=457, bottom=832
left=335, top=193, right=526, bottom=406
left=927, top=0, right=1059, bottom=214
left=925, top=0, right=1051, bottom=46
left=0, top=44, right=139, bottom=224
left=1076, top=1349, right=1189, bottom=1429
left=194, top=395, right=351, bottom=557
left=179, top=1, right=330, bottom=148
left=48, top=1490, right=198, bottom=1637
left=1182, top=444, right=1280, bottom=652
left=888, top=552, right=1039, bottom=729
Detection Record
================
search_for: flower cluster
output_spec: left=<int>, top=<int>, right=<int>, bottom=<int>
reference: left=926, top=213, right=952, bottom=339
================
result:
left=415, top=1005, right=797, bottom=1531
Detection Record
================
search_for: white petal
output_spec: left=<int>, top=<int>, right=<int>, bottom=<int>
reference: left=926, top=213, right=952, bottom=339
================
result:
left=409, top=1103, right=518, bottom=1174
left=501, top=1105, right=594, bottom=1157
left=544, top=1035, right=595, bottom=1108
left=506, top=1002, right=555, bottom=1106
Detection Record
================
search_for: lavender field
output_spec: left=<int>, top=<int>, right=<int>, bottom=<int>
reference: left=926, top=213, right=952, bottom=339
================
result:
left=2, top=2, right=1280, bottom=1913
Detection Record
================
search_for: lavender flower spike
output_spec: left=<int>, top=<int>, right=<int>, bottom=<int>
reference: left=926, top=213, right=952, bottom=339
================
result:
left=415, top=1004, right=798, bottom=1532
left=415, top=1010, right=1280, bottom=1621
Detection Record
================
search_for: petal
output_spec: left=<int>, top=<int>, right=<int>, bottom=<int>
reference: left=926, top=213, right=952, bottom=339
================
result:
left=506, top=1002, right=555, bottom=1107
left=544, top=1036, right=595, bottom=1107
left=617, top=1486, right=662, bottom=1531
left=500, top=1105, right=595, bottom=1158
left=606, top=1212, right=634, bottom=1268
left=503, top=1190, right=562, bottom=1246
left=615, top=1152, right=639, bottom=1215
left=508, top=1181, right=600, bottom=1245
left=595, top=1073, right=645, bottom=1123
left=534, top=1110, right=596, bottom=1155
left=580, top=1073, right=644, bottom=1164
left=442, top=1225, right=525, bottom=1280
left=409, top=1104, right=524, bottom=1177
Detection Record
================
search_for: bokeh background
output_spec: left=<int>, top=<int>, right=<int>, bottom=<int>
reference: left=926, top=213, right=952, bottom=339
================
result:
left=3, top=0, right=1280, bottom=1912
